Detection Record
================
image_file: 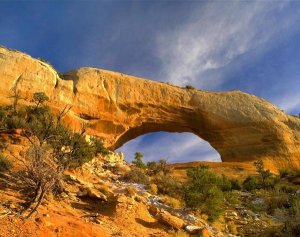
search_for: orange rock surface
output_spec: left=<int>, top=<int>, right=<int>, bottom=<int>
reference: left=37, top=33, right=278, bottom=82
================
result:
left=0, top=46, right=300, bottom=169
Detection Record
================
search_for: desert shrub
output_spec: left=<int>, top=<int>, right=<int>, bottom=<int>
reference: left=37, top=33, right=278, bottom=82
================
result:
left=32, top=92, right=49, bottom=108
left=285, top=195, right=300, bottom=237
left=132, top=152, right=146, bottom=169
left=65, top=133, right=96, bottom=168
left=184, top=165, right=225, bottom=221
left=153, top=174, right=183, bottom=198
left=185, top=85, right=195, bottom=90
left=243, top=176, right=259, bottom=191
left=161, top=195, right=183, bottom=209
left=254, top=159, right=277, bottom=189
left=279, top=185, right=296, bottom=194
left=259, top=227, right=286, bottom=237
left=5, top=115, right=26, bottom=129
left=149, top=183, right=158, bottom=195
left=230, top=179, right=242, bottom=190
left=18, top=144, right=63, bottom=219
left=224, top=191, right=241, bottom=205
left=90, top=137, right=109, bottom=155
left=147, top=159, right=170, bottom=176
left=123, top=168, right=149, bottom=185
left=279, top=169, right=290, bottom=179
left=291, top=195, right=300, bottom=217
left=0, top=91, right=107, bottom=218
left=220, top=174, right=232, bottom=191
left=201, top=186, right=224, bottom=221
left=263, top=190, right=290, bottom=214
left=287, top=169, right=300, bottom=183
left=0, top=153, right=12, bottom=172
left=247, top=200, right=268, bottom=213
left=146, top=161, right=157, bottom=172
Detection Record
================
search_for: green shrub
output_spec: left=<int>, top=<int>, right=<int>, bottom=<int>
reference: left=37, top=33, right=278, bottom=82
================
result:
left=123, top=168, right=149, bottom=185
left=220, top=174, right=232, bottom=191
left=230, top=179, right=242, bottom=190
left=243, top=176, right=259, bottom=191
left=200, top=186, right=224, bottom=221
left=279, top=169, right=290, bottom=179
left=49, top=128, right=96, bottom=168
left=0, top=153, right=12, bottom=172
left=5, top=116, right=24, bottom=129
left=153, top=174, right=183, bottom=198
left=185, top=85, right=195, bottom=90
left=33, top=92, right=49, bottom=108
left=161, top=195, right=183, bottom=209
left=147, top=159, right=170, bottom=176
left=291, top=195, right=300, bottom=218
left=286, top=195, right=300, bottom=237
left=254, top=159, right=275, bottom=189
left=90, top=137, right=109, bottom=155
left=132, top=152, right=146, bottom=169
left=225, top=191, right=241, bottom=205
left=263, top=190, right=289, bottom=214
left=184, top=165, right=225, bottom=221
left=67, top=133, right=96, bottom=168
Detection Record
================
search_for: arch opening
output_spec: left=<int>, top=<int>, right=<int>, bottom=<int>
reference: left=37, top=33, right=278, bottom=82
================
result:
left=115, top=131, right=221, bottom=163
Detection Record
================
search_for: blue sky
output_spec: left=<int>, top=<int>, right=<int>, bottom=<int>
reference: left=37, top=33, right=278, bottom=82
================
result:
left=1, top=1, right=300, bottom=163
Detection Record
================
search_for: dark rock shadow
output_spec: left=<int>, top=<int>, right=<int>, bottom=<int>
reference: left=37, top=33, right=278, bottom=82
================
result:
left=71, top=197, right=117, bottom=217
left=135, top=218, right=161, bottom=229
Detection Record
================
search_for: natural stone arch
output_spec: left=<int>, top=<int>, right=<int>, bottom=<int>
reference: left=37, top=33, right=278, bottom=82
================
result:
left=0, top=46, right=300, bottom=169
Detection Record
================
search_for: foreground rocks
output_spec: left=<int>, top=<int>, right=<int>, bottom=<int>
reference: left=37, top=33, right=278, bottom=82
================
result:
left=0, top=46, right=300, bottom=169
left=158, top=210, right=185, bottom=230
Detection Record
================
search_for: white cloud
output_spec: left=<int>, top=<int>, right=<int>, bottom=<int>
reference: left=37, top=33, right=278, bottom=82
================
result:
left=275, top=93, right=300, bottom=114
left=155, top=1, right=293, bottom=88
left=116, top=132, right=220, bottom=163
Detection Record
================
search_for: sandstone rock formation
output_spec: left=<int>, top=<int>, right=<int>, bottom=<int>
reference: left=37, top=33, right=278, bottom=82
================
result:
left=0, top=46, right=300, bottom=169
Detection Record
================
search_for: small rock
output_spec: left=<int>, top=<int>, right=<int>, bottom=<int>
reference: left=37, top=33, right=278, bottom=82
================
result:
left=200, top=228, right=212, bottom=237
left=158, top=210, right=184, bottom=230
left=226, top=211, right=238, bottom=217
left=148, top=204, right=159, bottom=215
left=185, top=225, right=203, bottom=234
left=94, top=219, right=102, bottom=224
left=77, top=187, right=107, bottom=201
left=44, top=221, right=53, bottom=227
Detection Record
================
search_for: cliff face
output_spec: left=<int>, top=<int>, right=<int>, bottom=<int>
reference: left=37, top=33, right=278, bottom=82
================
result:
left=0, top=46, right=299, bottom=169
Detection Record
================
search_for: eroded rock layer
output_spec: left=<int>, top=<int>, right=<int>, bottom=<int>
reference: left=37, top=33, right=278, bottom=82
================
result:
left=0, top=46, right=299, bottom=169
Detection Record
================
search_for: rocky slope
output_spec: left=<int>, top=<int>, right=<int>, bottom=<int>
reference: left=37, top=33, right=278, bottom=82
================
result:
left=0, top=46, right=300, bottom=169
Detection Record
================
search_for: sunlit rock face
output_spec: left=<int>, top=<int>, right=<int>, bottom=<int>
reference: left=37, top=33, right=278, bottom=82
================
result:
left=0, top=46, right=300, bottom=169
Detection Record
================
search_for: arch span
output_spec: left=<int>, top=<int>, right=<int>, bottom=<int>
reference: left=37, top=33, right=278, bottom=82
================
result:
left=0, top=47, right=299, bottom=168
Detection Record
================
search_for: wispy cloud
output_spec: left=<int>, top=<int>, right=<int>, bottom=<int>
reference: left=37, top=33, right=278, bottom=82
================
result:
left=116, top=132, right=220, bottom=163
left=155, top=2, right=293, bottom=88
left=275, top=93, right=300, bottom=114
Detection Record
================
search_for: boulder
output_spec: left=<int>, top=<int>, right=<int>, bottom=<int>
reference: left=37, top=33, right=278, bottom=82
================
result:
left=185, top=225, right=204, bottom=234
left=158, top=210, right=184, bottom=230
left=77, top=187, right=107, bottom=201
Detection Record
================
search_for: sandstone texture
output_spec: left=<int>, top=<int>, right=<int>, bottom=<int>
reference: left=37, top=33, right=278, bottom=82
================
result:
left=0, top=46, right=300, bottom=169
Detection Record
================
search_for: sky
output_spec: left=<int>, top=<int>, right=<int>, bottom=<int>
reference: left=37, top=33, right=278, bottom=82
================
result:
left=1, top=1, right=300, bottom=163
